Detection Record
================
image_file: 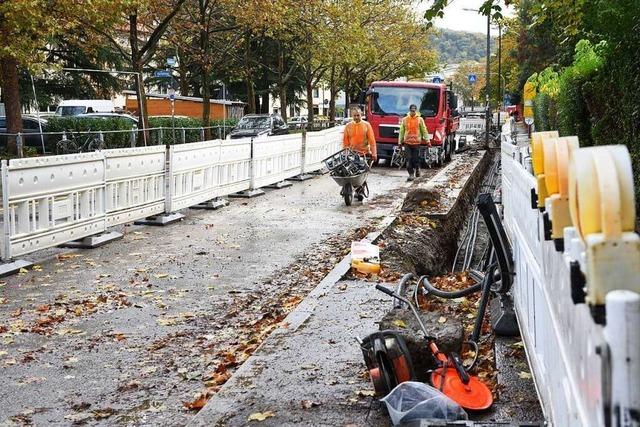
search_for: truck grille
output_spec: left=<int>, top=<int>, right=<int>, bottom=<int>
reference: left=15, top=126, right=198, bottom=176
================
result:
left=378, top=125, right=400, bottom=138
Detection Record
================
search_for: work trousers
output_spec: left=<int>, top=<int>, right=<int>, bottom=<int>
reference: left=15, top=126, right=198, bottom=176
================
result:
left=404, top=145, right=420, bottom=176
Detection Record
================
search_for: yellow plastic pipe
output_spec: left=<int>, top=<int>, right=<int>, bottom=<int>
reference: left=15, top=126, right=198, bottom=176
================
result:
left=531, top=131, right=559, bottom=176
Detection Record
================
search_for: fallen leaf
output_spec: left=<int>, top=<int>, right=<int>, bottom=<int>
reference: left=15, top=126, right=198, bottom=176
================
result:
left=518, top=371, right=532, bottom=379
left=19, top=268, right=28, bottom=274
left=511, top=341, right=525, bottom=349
left=437, top=316, right=447, bottom=324
left=247, top=411, right=275, bottom=422
left=300, top=400, right=321, bottom=409
left=0, top=351, right=7, bottom=357
left=0, top=298, right=7, bottom=304
left=392, top=319, right=407, bottom=328
left=356, top=390, right=376, bottom=397
left=154, top=273, right=169, bottom=279
left=5, top=358, right=17, bottom=365
left=36, top=304, right=50, bottom=313
left=141, top=366, right=158, bottom=374
left=183, top=395, right=209, bottom=410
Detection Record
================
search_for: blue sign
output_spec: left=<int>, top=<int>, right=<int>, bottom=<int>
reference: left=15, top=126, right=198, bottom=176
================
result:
left=432, top=76, right=443, bottom=83
left=154, top=70, right=171, bottom=78
left=468, top=74, right=477, bottom=84
left=503, top=94, right=511, bottom=105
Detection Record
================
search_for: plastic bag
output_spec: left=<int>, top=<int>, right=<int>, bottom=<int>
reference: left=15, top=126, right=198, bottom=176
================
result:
left=350, top=241, right=380, bottom=274
left=381, top=381, right=468, bottom=426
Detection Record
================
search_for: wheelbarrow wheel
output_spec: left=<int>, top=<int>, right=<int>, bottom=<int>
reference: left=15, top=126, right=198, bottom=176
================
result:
left=342, top=183, right=353, bottom=206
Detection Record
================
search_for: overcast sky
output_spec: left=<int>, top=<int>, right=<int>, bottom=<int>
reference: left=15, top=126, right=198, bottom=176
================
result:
left=416, top=0, right=515, bottom=35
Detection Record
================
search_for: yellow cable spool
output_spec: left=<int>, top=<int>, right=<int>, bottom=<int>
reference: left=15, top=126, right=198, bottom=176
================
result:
left=555, top=136, right=579, bottom=197
left=543, top=137, right=559, bottom=195
left=531, top=131, right=559, bottom=176
left=568, top=145, right=636, bottom=241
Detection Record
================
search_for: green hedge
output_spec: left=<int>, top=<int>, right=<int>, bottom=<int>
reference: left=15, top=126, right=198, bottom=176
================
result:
left=43, top=116, right=240, bottom=149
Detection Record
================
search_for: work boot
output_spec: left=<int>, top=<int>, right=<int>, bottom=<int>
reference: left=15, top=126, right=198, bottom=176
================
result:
left=407, top=176, right=414, bottom=182
left=407, top=171, right=415, bottom=182
left=415, top=169, right=421, bottom=178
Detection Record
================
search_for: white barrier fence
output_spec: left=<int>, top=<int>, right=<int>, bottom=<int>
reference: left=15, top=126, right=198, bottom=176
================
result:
left=459, top=117, right=486, bottom=134
left=1, top=127, right=343, bottom=261
left=502, top=135, right=640, bottom=426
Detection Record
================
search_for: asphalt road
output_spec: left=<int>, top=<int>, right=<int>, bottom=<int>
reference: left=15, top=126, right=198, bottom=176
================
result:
left=0, top=165, right=420, bottom=426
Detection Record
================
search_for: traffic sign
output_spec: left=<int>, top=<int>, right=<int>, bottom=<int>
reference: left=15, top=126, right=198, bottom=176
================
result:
left=166, top=57, right=176, bottom=67
left=468, top=74, right=477, bottom=84
left=154, top=70, right=171, bottom=78
left=432, top=76, right=443, bottom=83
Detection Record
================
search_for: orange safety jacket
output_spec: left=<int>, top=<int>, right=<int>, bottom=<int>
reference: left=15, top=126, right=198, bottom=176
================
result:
left=343, top=120, right=377, bottom=159
left=399, top=113, right=430, bottom=146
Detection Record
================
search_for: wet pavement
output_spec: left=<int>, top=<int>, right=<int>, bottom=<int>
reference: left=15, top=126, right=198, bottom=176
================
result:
left=0, top=166, right=425, bottom=426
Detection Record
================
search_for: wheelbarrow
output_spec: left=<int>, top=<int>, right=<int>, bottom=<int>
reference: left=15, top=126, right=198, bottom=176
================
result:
left=323, top=149, right=372, bottom=206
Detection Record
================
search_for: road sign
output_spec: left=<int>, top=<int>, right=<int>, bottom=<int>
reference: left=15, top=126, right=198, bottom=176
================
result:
left=168, top=89, right=176, bottom=101
left=166, top=57, right=176, bottom=67
left=154, top=70, right=171, bottom=78
left=432, top=76, right=443, bottom=83
left=468, top=74, right=477, bottom=84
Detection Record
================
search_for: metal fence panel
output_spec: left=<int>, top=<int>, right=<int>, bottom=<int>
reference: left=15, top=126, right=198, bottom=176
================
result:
left=252, top=134, right=303, bottom=188
left=103, top=146, right=166, bottom=227
left=503, top=142, right=608, bottom=426
left=459, top=117, right=486, bottom=134
left=1, top=154, right=106, bottom=260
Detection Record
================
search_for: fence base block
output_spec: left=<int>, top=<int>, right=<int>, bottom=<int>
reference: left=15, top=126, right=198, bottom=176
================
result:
left=190, top=198, right=229, bottom=210
left=264, top=181, right=292, bottom=189
left=0, top=259, right=34, bottom=278
left=229, top=189, right=265, bottom=199
left=59, top=231, right=124, bottom=249
left=134, top=212, right=185, bottom=226
left=490, top=294, right=520, bottom=336
left=288, top=174, right=314, bottom=181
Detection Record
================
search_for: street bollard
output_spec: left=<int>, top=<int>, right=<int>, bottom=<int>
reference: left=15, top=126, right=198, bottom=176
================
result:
left=181, top=128, right=186, bottom=144
left=98, top=131, right=104, bottom=149
left=200, top=127, right=205, bottom=142
left=130, top=128, right=136, bottom=147
left=158, top=128, right=164, bottom=145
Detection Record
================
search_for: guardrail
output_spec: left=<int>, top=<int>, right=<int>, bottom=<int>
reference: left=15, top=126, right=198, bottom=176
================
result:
left=501, top=127, right=640, bottom=426
left=0, top=127, right=343, bottom=262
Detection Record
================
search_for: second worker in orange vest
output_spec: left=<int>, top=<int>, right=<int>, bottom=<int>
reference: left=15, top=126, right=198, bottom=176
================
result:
left=398, top=104, right=430, bottom=181
left=343, top=108, right=377, bottom=161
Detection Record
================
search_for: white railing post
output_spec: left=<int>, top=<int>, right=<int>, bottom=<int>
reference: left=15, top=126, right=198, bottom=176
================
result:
left=1, top=160, right=11, bottom=261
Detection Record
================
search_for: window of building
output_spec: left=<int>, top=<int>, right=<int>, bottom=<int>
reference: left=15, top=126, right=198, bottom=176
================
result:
left=313, top=88, right=319, bottom=98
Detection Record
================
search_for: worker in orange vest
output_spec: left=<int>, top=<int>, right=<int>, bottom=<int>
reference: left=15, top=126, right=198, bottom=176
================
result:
left=343, top=107, right=377, bottom=162
left=398, top=104, right=430, bottom=181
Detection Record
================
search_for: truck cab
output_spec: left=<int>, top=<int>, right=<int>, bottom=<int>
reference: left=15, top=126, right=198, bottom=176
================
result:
left=364, top=81, right=458, bottom=163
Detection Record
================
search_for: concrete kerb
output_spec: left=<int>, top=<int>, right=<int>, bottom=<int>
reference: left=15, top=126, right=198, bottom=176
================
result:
left=189, top=153, right=487, bottom=426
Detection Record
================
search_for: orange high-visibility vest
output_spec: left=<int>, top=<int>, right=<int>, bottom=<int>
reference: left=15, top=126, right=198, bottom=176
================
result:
left=343, top=120, right=377, bottom=158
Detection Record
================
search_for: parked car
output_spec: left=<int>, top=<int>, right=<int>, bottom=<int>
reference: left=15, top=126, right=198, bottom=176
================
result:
left=55, top=100, right=115, bottom=116
left=288, top=116, right=308, bottom=129
left=0, top=115, right=49, bottom=152
left=77, top=112, right=139, bottom=126
left=228, top=114, right=289, bottom=139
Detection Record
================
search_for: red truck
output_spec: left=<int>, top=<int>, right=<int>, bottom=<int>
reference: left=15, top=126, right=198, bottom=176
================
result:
left=363, top=81, right=459, bottom=165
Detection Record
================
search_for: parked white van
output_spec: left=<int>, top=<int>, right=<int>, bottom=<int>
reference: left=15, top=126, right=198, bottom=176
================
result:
left=55, top=100, right=115, bottom=116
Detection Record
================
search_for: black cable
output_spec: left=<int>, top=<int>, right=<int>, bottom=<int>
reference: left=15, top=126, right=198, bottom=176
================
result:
left=419, top=275, right=482, bottom=299
left=393, top=273, right=414, bottom=310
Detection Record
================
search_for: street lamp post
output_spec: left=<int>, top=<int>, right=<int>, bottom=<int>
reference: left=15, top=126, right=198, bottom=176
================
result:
left=485, top=11, right=491, bottom=145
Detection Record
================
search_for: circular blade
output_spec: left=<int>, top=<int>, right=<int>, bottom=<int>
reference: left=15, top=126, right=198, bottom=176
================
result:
left=431, top=368, right=493, bottom=410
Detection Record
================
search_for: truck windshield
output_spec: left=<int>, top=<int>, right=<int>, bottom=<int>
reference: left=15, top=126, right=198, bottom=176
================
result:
left=371, top=87, right=439, bottom=117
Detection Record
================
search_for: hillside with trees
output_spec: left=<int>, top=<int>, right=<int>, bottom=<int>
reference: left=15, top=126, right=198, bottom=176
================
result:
left=430, top=28, right=495, bottom=65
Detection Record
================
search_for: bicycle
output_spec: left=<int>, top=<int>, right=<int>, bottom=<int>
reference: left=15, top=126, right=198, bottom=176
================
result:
left=56, top=130, right=105, bottom=155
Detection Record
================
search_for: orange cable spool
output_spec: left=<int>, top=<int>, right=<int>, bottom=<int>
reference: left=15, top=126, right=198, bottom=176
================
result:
left=431, top=368, right=494, bottom=411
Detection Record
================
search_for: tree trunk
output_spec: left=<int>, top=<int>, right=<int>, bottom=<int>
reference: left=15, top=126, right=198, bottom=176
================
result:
left=245, top=77, right=256, bottom=113
left=261, top=92, right=269, bottom=114
left=279, top=84, right=287, bottom=122
left=328, top=65, right=337, bottom=126
left=277, top=47, right=288, bottom=122
left=0, top=57, right=22, bottom=157
left=306, top=78, right=314, bottom=129
left=344, top=72, right=351, bottom=118
left=133, top=62, right=149, bottom=146
left=202, top=66, right=211, bottom=140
